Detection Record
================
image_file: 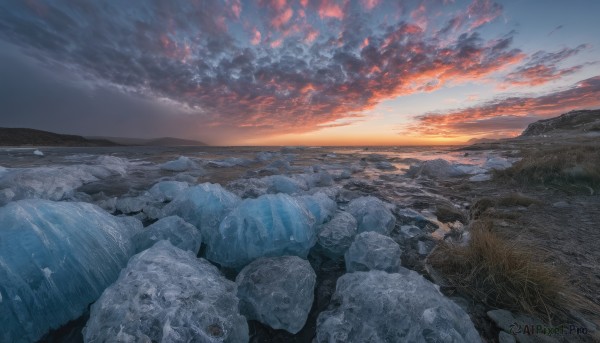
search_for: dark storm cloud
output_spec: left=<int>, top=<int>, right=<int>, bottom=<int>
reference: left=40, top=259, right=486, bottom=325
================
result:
left=0, top=0, right=590, bottom=141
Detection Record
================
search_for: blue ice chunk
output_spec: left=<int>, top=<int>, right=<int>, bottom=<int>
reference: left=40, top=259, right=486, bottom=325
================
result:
left=316, top=270, right=482, bottom=343
left=133, top=216, right=202, bottom=254
left=147, top=180, right=189, bottom=202
left=345, top=232, right=402, bottom=273
left=207, top=193, right=316, bottom=269
left=265, top=175, right=308, bottom=194
left=297, top=192, right=337, bottom=226
left=347, top=196, right=396, bottom=235
left=207, top=157, right=254, bottom=168
left=160, top=156, right=198, bottom=172
left=115, top=196, right=148, bottom=214
left=317, top=211, right=357, bottom=259
left=162, top=183, right=241, bottom=242
left=0, top=200, right=142, bottom=343
left=84, top=241, right=249, bottom=343
left=236, top=256, right=316, bottom=334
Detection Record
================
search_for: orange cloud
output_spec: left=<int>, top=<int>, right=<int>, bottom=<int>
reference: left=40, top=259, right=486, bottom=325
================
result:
left=318, top=0, right=344, bottom=19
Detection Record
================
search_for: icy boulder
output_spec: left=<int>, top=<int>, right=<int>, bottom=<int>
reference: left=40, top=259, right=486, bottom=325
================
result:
left=163, top=183, right=241, bottom=242
left=347, top=196, right=395, bottom=235
left=406, top=158, right=466, bottom=179
left=0, top=200, right=142, bottom=343
left=317, top=211, right=358, bottom=259
left=265, top=175, right=308, bottom=194
left=133, top=216, right=202, bottom=254
left=236, top=256, right=316, bottom=334
left=207, top=193, right=316, bottom=269
left=84, top=241, right=248, bottom=343
left=345, top=232, right=402, bottom=273
left=115, top=196, right=148, bottom=214
left=208, top=157, right=254, bottom=168
left=147, top=180, right=189, bottom=202
left=226, top=178, right=268, bottom=198
left=160, top=156, right=198, bottom=172
left=316, top=270, right=481, bottom=343
left=297, top=192, right=337, bottom=226
left=33, top=149, right=44, bottom=156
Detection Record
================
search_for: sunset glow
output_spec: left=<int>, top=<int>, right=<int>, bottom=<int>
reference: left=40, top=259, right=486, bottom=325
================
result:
left=0, top=0, right=599, bottom=145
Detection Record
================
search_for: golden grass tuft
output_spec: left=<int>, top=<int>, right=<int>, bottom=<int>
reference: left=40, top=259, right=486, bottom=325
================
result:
left=496, top=145, right=600, bottom=192
left=428, top=220, right=585, bottom=320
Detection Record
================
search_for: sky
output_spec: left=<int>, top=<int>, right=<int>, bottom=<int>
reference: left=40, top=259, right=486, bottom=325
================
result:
left=0, top=0, right=599, bottom=146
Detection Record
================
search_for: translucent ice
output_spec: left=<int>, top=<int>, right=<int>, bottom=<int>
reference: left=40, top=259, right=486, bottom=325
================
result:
left=316, top=270, right=481, bottom=343
left=297, top=192, right=337, bottom=226
left=345, top=232, right=402, bottom=273
left=33, top=149, right=44, bottom=156
left=0, top=200, right=142, bottom=343
left=347, top=196, right=396, bottom=235
left=265, top=175, right=308, bottom=194
left=206, top=193, right=316, bottom=269
left=236, top=256, right=316, bottom=334
left=84, top=241, right=248, bottom=343
left=163, top=183, right=241, bottom=242
left=317, top=211, right=358, bottom=259
left=147, top=180, right=190, bottom=202
left=133, top=216, right=202, bottom=254
left=406, top=159, right=466, bottom=179
left=115, top=196, right=148, bottom=214
left=484, top=156, right=512, bottom=170
left=0, top=155, right=130, bottom=205
left=207, top=157, right=254, bottom=168
left=160, top=156, right=198, bottom=171
left=227, top=178, right=268, bottom=198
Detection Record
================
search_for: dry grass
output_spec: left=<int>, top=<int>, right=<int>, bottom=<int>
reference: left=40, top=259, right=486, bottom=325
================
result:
left=470, top=193, right=539, bottom=220
left=496, top=145, right=600, bottom=192
left=429, top=220, right=585, bottom=320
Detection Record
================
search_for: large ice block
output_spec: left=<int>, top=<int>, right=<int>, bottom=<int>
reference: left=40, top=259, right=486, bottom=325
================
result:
left=206, top=193, right=316, bottom=269
left=133, top=216, right=202, bottom=254
left=316, top=270, right=481, bottom=343
left=162, top=183, right=241, bottom=241
left=0, top=200, right=142, bottom=343
left=345, top=231, right=402, bottom=273
left=160, top=156, right=199, bottom=172
left=297, top=192, right=337, bottom=226
left=84, top=241, right=248, bottom=343
left=236, top=256, right=316, bottom=334
left=147, top=180, right=190, bottom=202
left=347, top=196, right=395, bottom=235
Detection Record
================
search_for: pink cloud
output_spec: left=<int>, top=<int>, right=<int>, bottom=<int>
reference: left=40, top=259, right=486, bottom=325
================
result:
left=360, top=0, right=381, bottom=11
left=318, top=0, right=344, bottom=20
left=250, top=27, right=262, bottom=45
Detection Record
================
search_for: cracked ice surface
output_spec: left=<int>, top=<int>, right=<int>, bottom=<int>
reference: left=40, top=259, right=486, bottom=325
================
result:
left=0, top=200, right=142, bottom=343
left=84, top=241, right=248, bottom=343
left=316, top=270, right=481, bottom=343
left=207, top=193, right=316, bottom=269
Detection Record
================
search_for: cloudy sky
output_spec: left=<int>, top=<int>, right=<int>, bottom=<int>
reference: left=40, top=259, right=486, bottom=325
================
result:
left=1, top=0, right=599, bottom=145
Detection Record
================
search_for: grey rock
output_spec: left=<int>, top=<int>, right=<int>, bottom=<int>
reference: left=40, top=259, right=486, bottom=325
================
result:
left=499, top=331, right=517, bottom=343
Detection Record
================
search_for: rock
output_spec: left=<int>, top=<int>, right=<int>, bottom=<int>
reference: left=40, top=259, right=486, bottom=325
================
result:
left=160, top=156, right=198, bottom=171
left=400, top=225, right=422, bottom=239
left=499, top=331, right=517, bottom=343
left=345, top=232, right=402, bottom=273
left=487, top=309, right=559, bottom=343
left=347, top=196, right=395, bottom=235
left=417, top=240, right=435, bottom=256
left=0, top=200, right=142, bottom=343
left=297, top=192, right=337, bottom=226
left=317, top=211, right=358, bottom=259
left=207, top=193, right=316, bottom=269
left=163, top=183, right=241, bottom=242
left=236, top=256, right=316, bottom=334
left=147, top=181, right=189, bottom=202
left=316, top=270, right=481, bottom=343
left=83, top=241, right=248, bottom=343
left=133, top=216, right=202, bottom=254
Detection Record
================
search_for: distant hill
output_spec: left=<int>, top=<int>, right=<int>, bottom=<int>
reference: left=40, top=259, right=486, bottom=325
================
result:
left=521, top=109, right=600, bottom=137
left=0, top=128, right=119, bottom=147
left=90, top=136, right=207, bottom=146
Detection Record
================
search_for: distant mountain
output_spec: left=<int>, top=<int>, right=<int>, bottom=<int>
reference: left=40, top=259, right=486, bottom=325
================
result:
left=0, top=128, right=118, bottom=147
left=90, top=136, right=207, bottom=146
left=521, top=109, right=600, bottom=137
